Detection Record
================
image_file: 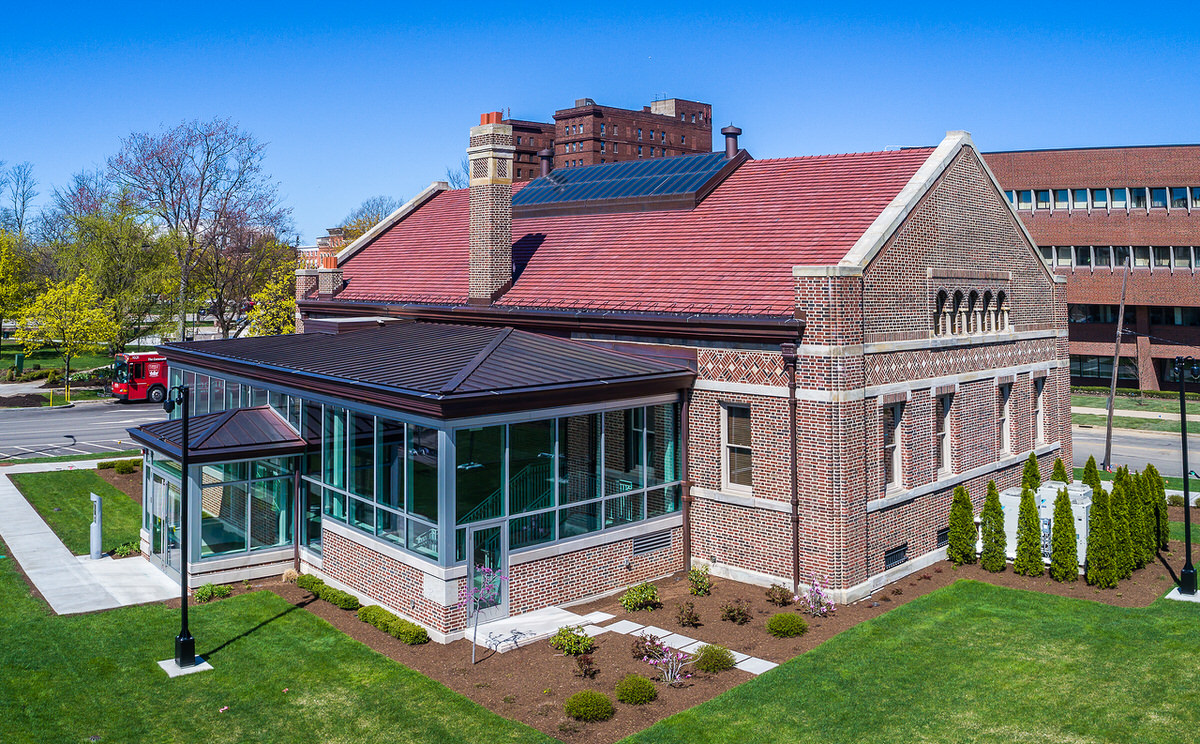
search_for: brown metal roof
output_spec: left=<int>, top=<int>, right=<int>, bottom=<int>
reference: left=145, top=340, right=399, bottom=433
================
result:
left=157, top=321, right=694, bottom=418
left=129, top=406, right=306, bottom=464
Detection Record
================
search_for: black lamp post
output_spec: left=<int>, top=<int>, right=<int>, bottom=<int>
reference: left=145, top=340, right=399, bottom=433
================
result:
left=1174, top=356, right=1198, bottom=596
left=164, top=385, right=195, bottom=666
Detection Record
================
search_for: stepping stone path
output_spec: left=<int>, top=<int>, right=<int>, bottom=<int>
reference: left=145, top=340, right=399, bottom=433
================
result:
left=593, top=617, right=778, bottom=676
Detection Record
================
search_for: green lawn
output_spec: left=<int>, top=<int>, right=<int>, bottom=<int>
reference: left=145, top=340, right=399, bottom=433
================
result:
left=627, top=580, right=1199, bottom=744
left=8, top=470, right=143, bottom=554
left=1, top=340, right=112, bottom=374
left=1072, top=412, right=1200, bottom=435
left=1073, top=394, right=1200, bottom=416
left=1170, top=521, right=1200, bottom=542
left=0, top=449, right=140, bottom=466
left=0, top=538, right=551, bottom=744
left=1073, top=467, right=1200, bottom=493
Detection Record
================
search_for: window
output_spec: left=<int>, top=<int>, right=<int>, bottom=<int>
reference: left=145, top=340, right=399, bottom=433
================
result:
left=1091, top=188, right=1107, bottom=208
left=1073, top=189, right=1088, bottom=209
left=997, top=384, right=1012, bottom=454
left=1111, top=188, right=1127, bottom=209
left=600, top=123, right=605, bottom=135
left=1131, top=187, right=1147, bottom=209
left=1095, top=245, right=1112, bottom=266
left=1070, top=354, right=1138, bottom=380
left=1039, top=245, right=1053, bottom=263
left=1149, top=307, right=1200, bottom=326
left=1068, top=304, right=1121, bottom=323
left=1056, top=246, right=1072, bottom=267
left=1151, top=188, right=1168, bottom=209
left=1134, top=246, right=1151, bottom=267
left=1033, top=378, right=1045, bottom=444
left=1005, top=190, right=1015, bottom=204
left=680, top=135, right=686, bottom=145
left=935, top=394, right=952, bottom=474
left=637, top=145, right=643, bottom=157
left=1075, top=246, right=1092, bottom=267
left=1154, top=246, right=1172, bottom=268
left=1017, top=190, right=1032, bottom=209
left=883, top=403, right=903, bottom=489
left=1054, top=189, right=1069, bottom=209
left=637, top=128, right=642, bottom=140
left=1172, top=187, right=1188, bottom=209
left=649, top=129, right=655, bottom=140
left=1114, top=245, right=1131, bottom=267
left=1035, top=190, right=1050, bottom=209
left=1192, top=187, right=1200, bottom=208
left=936, top=527, right=950, bottom=548
left=723, top=404, right=752, bottom=491
left=600, top=142, right=605, bottom=153
left=1174, top=246, right=1193, bottom=269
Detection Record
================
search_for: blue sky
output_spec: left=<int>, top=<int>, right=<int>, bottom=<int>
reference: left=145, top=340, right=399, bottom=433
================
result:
left=3, top=2, right=1198, bottom=242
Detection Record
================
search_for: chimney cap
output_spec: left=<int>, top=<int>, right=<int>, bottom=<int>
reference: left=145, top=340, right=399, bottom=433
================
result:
left=720, top=125, right=742, bottom=136
left=538, top=148, right=553, bottom=157
left=480, top=111, right=503, bottom=125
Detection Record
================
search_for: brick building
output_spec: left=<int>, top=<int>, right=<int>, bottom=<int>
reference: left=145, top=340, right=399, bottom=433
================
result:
left=507, top=97, right=713, bottom=180
left=986, top=145, right=1200, bottom=390
left=131, top=115, right=1070, bottom=642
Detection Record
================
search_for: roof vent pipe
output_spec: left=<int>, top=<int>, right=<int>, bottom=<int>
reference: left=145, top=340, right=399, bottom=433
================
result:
left=538, top=148, right=553, bottom=178
left=721, top=125, right=742, bottom=159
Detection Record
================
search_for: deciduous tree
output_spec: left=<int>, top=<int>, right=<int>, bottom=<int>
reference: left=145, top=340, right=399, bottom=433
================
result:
left=339, top=195, right=403, bottom=242
left=15, top=274, right=117, bottom=395
left=191, top=212, right=295, bottom=338
left=0, top=230, right=35, bottom=340
left=245, top=264, right=297, bottom=337
left=979, top=480, right=1006, bottom=573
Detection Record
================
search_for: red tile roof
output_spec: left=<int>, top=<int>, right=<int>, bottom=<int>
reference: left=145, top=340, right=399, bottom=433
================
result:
left=338, top=148, right=934, bottom=316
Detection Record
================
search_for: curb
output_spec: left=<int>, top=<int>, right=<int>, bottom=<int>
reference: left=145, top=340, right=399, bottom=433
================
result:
left=0, top=403, right=76, bottom=413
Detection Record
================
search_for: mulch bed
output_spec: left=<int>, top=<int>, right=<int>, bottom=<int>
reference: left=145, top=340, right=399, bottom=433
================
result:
left=0, top=393, right=47, bottom=408
left=94, top=466, right=144, bottom=507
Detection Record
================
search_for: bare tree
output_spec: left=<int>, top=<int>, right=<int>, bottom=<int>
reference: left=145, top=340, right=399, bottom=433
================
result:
left=3, top=162, right=38, bottom=241
left=108, top=118, right=291, bottom=341
left=445, top=155, right=470, bottom=189
left=339, top=195, right=403, bottom=241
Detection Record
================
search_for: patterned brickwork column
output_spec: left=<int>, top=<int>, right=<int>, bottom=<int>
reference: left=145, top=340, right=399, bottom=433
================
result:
left=467, top=113, right=515, bottom=304
left=294, top=269, right=318, bottom=333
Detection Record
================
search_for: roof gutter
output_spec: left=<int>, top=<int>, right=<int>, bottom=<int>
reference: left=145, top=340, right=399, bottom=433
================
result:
left=296, top=299, right=805, bottom=344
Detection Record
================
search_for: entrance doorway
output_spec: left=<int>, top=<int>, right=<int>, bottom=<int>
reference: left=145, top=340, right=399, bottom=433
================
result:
left=466, top=522, right=508, bottom=623
left=148, top=473, right=182, bottom=578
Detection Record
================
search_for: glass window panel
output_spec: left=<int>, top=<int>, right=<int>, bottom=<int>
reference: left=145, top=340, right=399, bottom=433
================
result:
left=1004, top=190, right=1015, bottom=204
left=209, top=377, right=226, bottom=412
left=559, top=501, right=601, bottom=538
left=1035, top=190, right=1050, bottom=208
left=322, top=405, right=346, bottom=489
left=509, top=419, right=555, bottom=515
left=456, top=528, right=466, bottom=563
left=1112, top=188, right=1127, bottom=208
left=1118, top=357, right=1138, bottom=380
left=349, top=496, right=374, bottom=534
left=240, top=384, right=251, bottom=407
left=323, top=487, right=346, bottom=522
left=169, top=367, right=182, bottom=390
left=194, top=374, right=210, bottom=415
left=1192, top=188, right=1200, bottom=208
left=249, top=478, right=293, bottom=549
left=509, top=512, right=555, bottom=550
left=1017, top=190, right=1032, bottom=208
left=286, top=397, right=301, bottom=430
left=559, top=413, right=601, bottom=504
left=376, top=508, right=403, bottom=546
left=1056, top=246, right=1072, bottom=266
left=455, top=425, right=505, bottom=524
left=349, top=411, right=374, bottom=499
left=408, top=519, right=438, bottom=558
left=1073, top=189, right=1088, bottom=208
left=727, top=405, right=751, bottom=447
left=408, top=425, right=439, bottom=522
left=1095, top=246, right=1112, bottom=266
left=201, top=461, right=247, bottom=484
left=1134, top=246, right=1150, bottom=267
left=1091, top=189, right=1107, bottom=207
left=1154, top=246, right=1172, bottom=267
left=1171, top=187, right=1188, bottom=208
left=647, top=402, right=680, bottom=487
left=1131, top=188, right=1147, bottom=209
left=1054, top=189, right=1069, bottom=209
left=377, top=418, right=404, bottom=509
left=1114, top=246, right=1131, bottom=267
left=1174, top=246, right=1192, bottom=268
left=1075, top=246, right=1092, bottom=266
left=1151, top=188, right=1167, bottom=208
left=253, top=457, right=291, bottom=479
left=303, top=402, right=321, bottom=476
left=1039, top=245, right=1053, bottom=262
left=302, top=479, right=322, bottom=549
left=200, top=483, right=248, bottom=556
left=605, top=492, right=644, bottom=528
left=647, top=484, right=681, bottom=519
left=269, top=390, right=285, bottom=416
left=604, top=409, right=643, bottom=495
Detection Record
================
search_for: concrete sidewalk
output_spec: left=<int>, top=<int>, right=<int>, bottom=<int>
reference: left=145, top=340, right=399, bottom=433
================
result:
left=1074, top=406, right=1200, bottom=423
left=0, top=459, right=178, bottom=614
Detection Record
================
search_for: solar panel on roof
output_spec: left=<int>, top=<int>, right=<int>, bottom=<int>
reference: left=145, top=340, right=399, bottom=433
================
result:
left=513, top=150, right=731, bottom=209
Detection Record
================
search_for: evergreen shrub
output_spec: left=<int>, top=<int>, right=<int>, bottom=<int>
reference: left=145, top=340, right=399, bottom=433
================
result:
left=1086, top=488, right=1119, bottom=588
left=947, top=485, right=976, bottom=566
left=979, top=480, right=1006, bottom=573
left=1022, top=452, right=1042, bottom=491
left=1110, top=481, right=1134, bottom=579
left=296, top=573, right=324, bottom=592
left=1013, top=487, right=1044, bottom=577
left=1049, top=488, right=1079, bottom=582
left=564, top=691, right=614, bottom=722
left=765, top=613, right=807, bottom=638
left=614, top=674, right=658, bottom=705
left=549, top=625, right=596, bottom=655
left=388, top=618, right=430, bottom=645
left=620, top=582, right=661, bottom=612
left=692, top=644, right=736, bottom=673
left=1051, top=457, right=1069, bottom=483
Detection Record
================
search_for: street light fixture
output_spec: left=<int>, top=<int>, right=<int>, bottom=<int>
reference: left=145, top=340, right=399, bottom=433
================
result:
left=163, top=385, right=195, bottom=666
left=1173, top=356, right=1199, bottom=596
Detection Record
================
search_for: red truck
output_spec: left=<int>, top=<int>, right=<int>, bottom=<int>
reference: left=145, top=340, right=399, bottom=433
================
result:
left=110, top=352, right=169, bottom=403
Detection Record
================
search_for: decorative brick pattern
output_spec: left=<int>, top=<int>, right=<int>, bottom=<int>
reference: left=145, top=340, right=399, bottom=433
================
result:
left=697, top=349, right=787, bottom=385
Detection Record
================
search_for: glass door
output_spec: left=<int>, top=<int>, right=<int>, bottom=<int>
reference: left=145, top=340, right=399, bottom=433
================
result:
left=148, top=474, right=182, bottom=578
left=467, top=523, right=507, bottom=623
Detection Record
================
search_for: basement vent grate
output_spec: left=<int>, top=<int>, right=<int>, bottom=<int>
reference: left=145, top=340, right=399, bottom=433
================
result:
left=632, top=530, right=672, bottom=556
left=884, top=543, right=909, bottom=570
left=936, top=527, right=949, bottom=548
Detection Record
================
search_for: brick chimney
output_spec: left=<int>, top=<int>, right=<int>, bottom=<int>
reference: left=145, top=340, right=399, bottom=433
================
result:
left=468, top=112, right=515, bottom=305
left=317, top=254, right=343, bottom=299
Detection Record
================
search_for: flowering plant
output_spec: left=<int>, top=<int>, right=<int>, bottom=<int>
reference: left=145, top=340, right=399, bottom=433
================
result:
left=800, top=573, right=836, bottom=617
left=638, top=635, right=693, bottom=686
left=459, top=564, right=508, bottom=664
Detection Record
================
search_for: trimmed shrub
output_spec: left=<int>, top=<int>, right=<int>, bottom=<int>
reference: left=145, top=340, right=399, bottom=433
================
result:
left=357, top=604, right=397, bottom=631
left=615, top=674, right=658, bottom=705
left=764, top=583, right=794, bottom=606
left=316, top=585, right=360, bottom=610
left=97, top=460, right=117, bottom=470
left=1049, top=488, right=1079, bottom=582
left=193, top=583, right=232, bottom=603
left=1128, top=472, right=1151, bottom=569
left=1136, top=471, right=1157, bottom=564
left=620, top=582, right=661, bottom=612
left=1013, top=487, right=1044, bottom=577
left=1082, top=455, right=1102, bottom=495
left=1051, top=457, right=1069, bottom=483
left=719, top=598, right=751, bottom=625
left=113, top=460, right=138, bottom=475
left=549, top=624, right=596, bottom=655
left=388, top=617, right=430, bottom=645
left=979, top=480, right=1006, bottom=573
left=692, top=644, right=735, bottom=673
left=687, top=565, right=713, bottom=596
left=1110, top=481, right=1135, bottom=579
left=1168, top=493, right=1185, bottom=507
left=947, top=485, right=976, bottom=566
left=296, top=573, right=324, bottom=592
left=564, top=690, right=614, bottom=722
left=1021, top=451, right=1041, bottom=491
left=675, top=601, right=701, bottom=628
left=1086, top=487, right=1119, bottom=588
left=765, top=613, right=808, bottom=638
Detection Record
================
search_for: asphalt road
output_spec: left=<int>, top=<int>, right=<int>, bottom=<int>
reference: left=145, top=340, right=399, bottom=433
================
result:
left=1072, top=425, right=1198, bottom=478
left=0, top=400, right=166, bottom=460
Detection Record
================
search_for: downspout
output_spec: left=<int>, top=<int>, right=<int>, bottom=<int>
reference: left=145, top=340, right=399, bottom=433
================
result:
left=781, top=342, right=799, bottom=594
left=680, top=388, right=693, bottom=573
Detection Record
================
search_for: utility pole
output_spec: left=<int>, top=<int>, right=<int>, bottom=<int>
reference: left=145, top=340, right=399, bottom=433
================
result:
left=1102, top=255, right=1131, bottom=471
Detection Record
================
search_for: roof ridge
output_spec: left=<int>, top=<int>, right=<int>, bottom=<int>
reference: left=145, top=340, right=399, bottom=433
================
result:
left=189, top=408, right=238, bottom=449
left=745, top=148, right=934, bottom=164
left=438, top=327, right=515, bottom=394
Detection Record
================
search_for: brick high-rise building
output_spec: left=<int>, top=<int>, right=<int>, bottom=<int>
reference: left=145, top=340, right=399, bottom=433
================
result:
left=986, top=146, right=1200, bottom=391
left=506, top=97, right=714, bottom=180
